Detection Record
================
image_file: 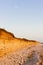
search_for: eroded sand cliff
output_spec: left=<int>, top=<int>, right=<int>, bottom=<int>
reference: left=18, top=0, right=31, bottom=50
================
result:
left=0, top=28, right=43, bottom=65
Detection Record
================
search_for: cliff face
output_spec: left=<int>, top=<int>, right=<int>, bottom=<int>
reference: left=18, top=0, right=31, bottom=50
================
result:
left=0, top=28, right=15, bottom=39
left=0, top=28, right=42, bottom=65
left=0, top=28, right=40, bottom=57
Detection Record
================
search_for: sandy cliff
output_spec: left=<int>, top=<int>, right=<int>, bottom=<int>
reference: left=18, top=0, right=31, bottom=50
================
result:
left=0, top=28, right=43, bottom=65
left=0, top=28, right=39, bottom=57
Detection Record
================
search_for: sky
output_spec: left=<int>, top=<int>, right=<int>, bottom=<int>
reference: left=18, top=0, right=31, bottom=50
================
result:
left=0, top=0, right=43, bottom=42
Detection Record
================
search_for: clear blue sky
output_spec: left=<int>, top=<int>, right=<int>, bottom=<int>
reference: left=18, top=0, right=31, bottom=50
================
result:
left=0, top=0, right=43, bottom=42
